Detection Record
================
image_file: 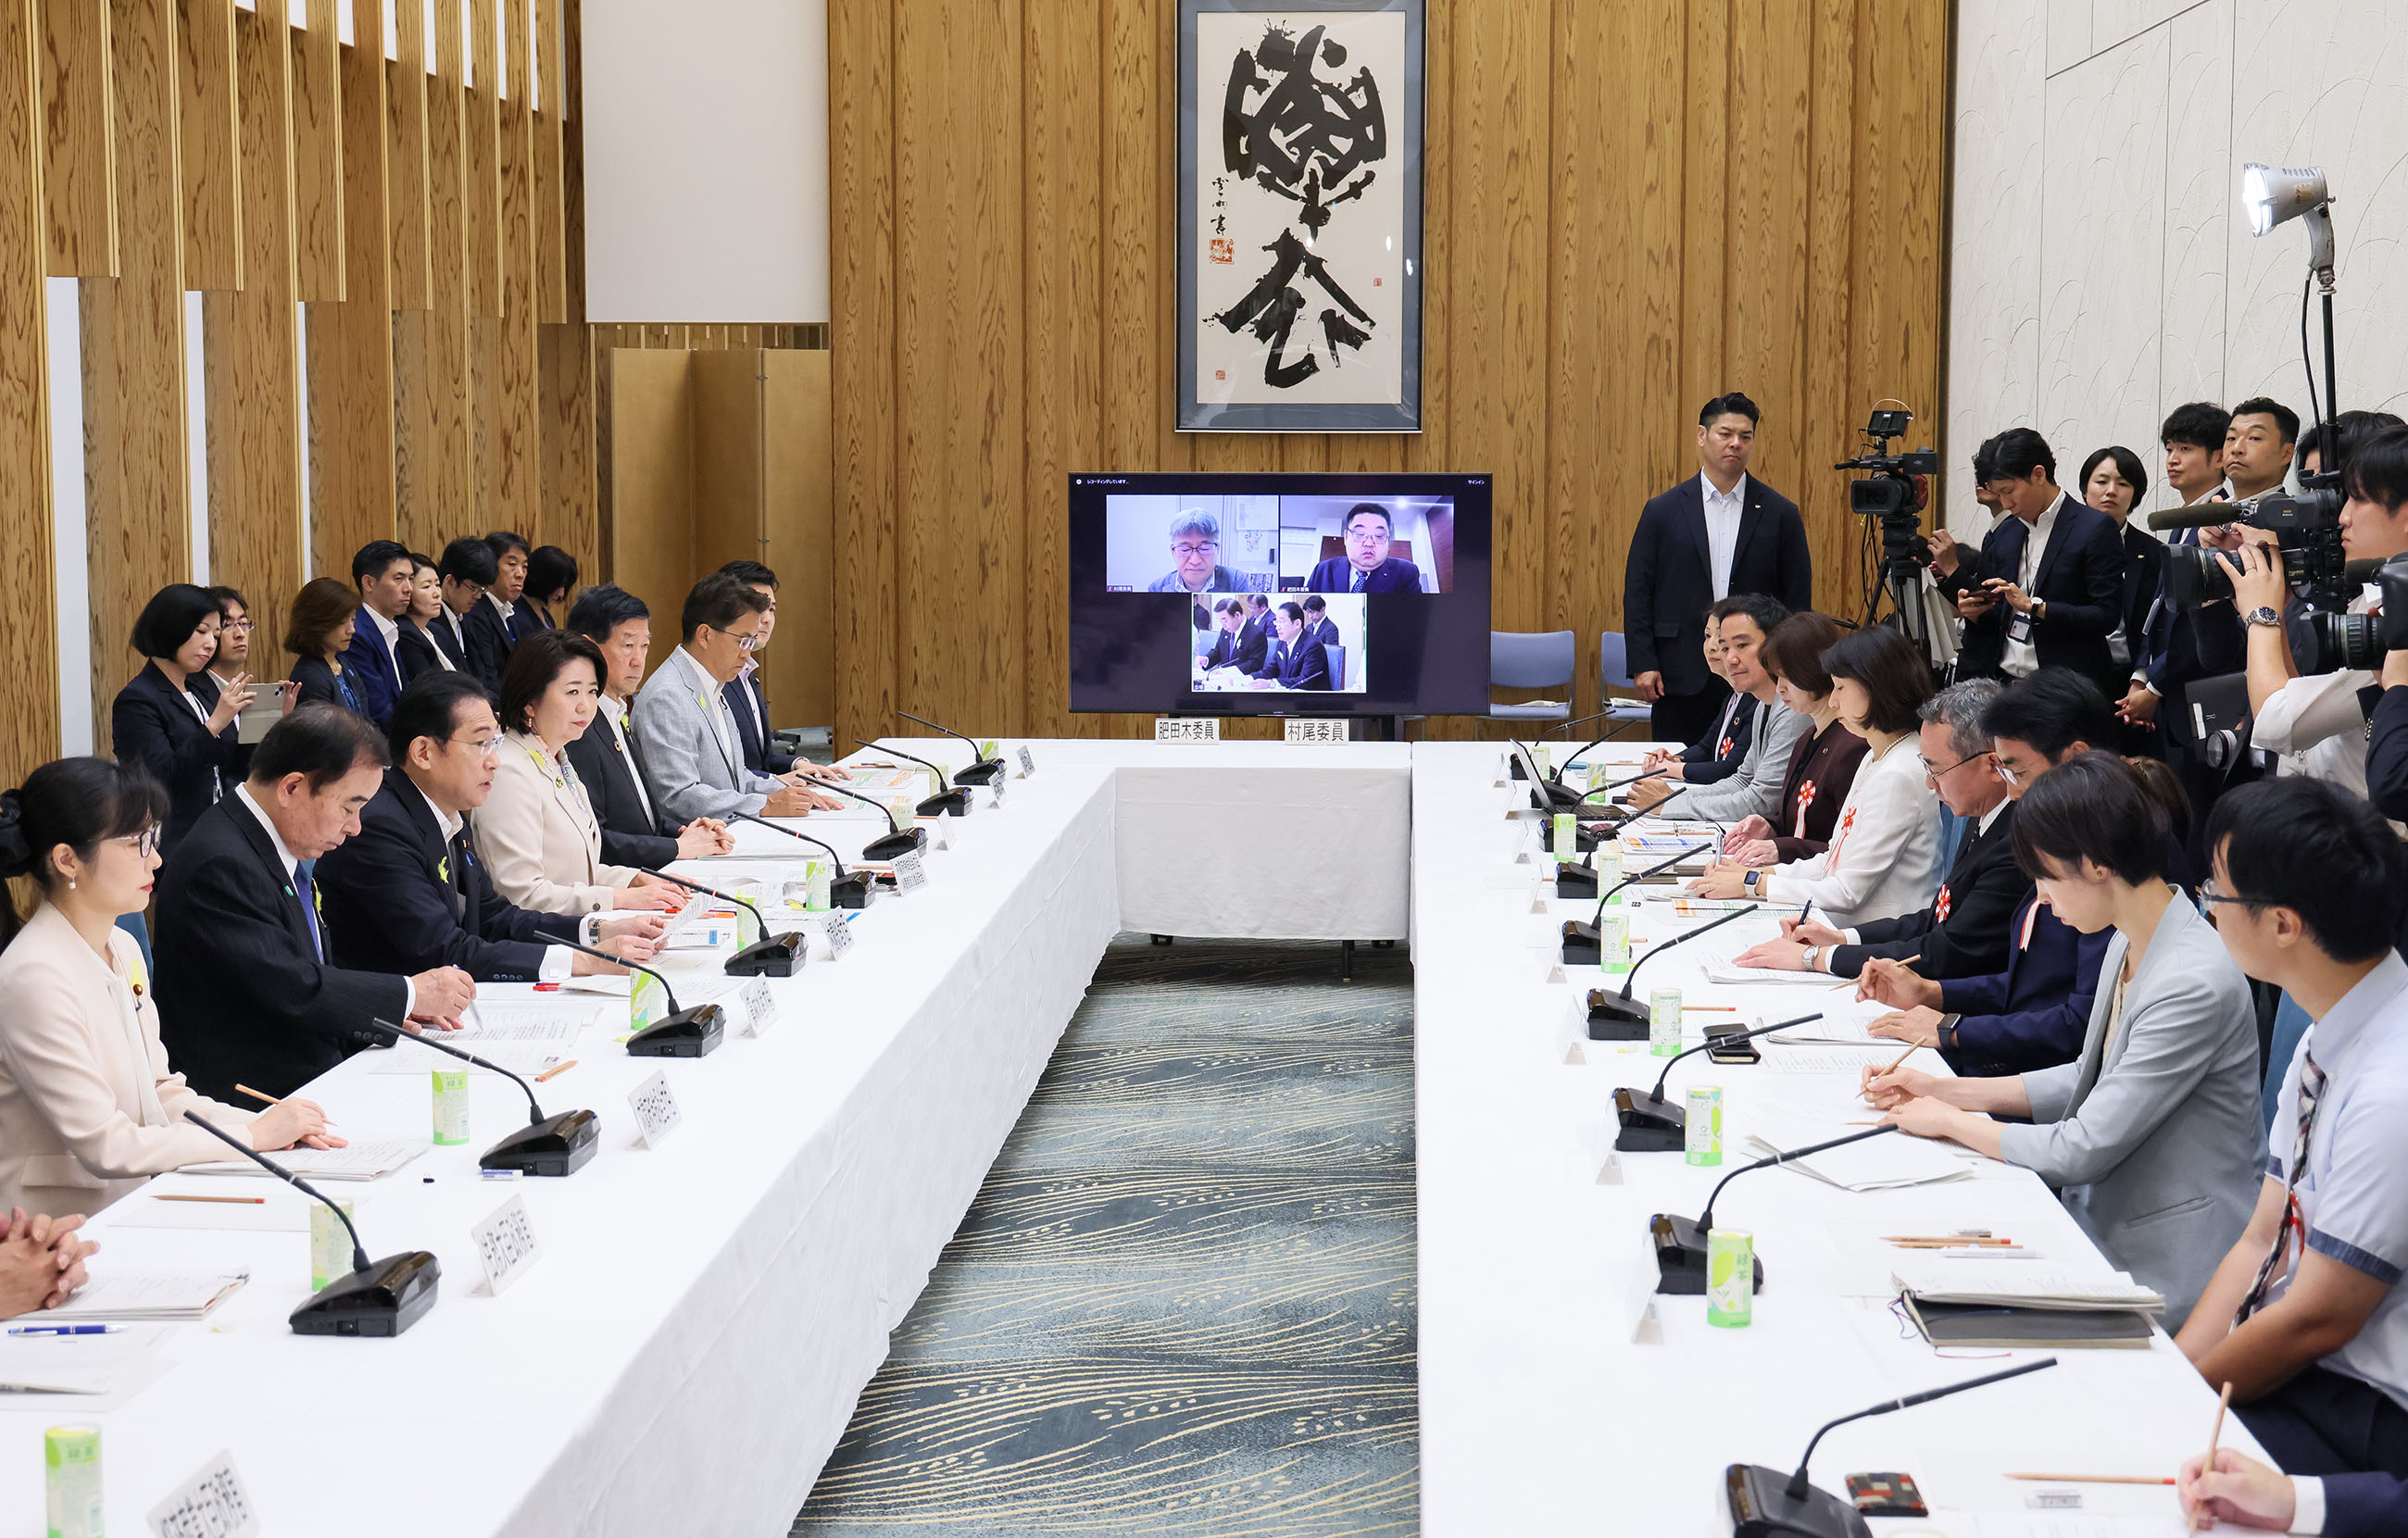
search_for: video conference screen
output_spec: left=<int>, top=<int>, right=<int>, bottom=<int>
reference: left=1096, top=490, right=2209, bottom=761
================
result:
left=1067, top=473, right=1493, bottom=717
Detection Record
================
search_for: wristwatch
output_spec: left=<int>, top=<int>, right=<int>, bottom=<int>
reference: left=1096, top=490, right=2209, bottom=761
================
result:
left=1742, top=869, right=1762, bottom=894
left=2243, top=606, right=2283, bottom=629
left=1935, top=1012, right=1963, bottom=1052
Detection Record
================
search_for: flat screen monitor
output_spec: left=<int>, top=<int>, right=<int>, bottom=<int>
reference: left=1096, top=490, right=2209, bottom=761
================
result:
left=1068, top=472, right=1493, bottom=717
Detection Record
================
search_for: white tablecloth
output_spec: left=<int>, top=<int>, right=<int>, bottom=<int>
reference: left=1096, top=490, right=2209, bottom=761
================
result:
left=1408, top=741, right=2264, bottom=1533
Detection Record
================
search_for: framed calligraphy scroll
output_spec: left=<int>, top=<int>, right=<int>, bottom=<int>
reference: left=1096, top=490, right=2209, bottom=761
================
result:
left=1178, top=0, right=1425, bottom=433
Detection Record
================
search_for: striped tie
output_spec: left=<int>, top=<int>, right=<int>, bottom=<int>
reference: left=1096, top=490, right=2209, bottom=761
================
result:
left=2238, top=1049, right=2327, bottom=1322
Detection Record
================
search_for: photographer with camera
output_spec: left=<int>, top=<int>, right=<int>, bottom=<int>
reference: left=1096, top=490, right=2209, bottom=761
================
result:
left=2229, top=413, right=2408, bottom=804
left=2329, top=428, right=2408, bottom=826
left=1928, top=429, right=2127, bottom=701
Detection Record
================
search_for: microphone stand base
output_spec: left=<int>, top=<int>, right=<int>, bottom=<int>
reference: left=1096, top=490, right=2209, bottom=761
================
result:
left=1554, top=864, right=1599, bottom=899
left=1722, top=1464, right=1871, bottom=1538
left=863, top=831, right=927, bottom=863
left=915, top=792, right=971, bottom=819
left=290, top=1251, right=442, bottom=1337
left=1649, top=1211, right=1765, bottom=1295
left=723, top=932, right=807, bottom=977
left=481, top=1109, right=601, bottom=1177
left=1585, top=988, right=1649, bottom=1040
left=954, top=760, right=1005, bottom=786
left=829, top=877, right=870, bottom=909
left=628, top=1005, right=727, bottom=1058
left=1613, top=1088, right=1685, bottom=1150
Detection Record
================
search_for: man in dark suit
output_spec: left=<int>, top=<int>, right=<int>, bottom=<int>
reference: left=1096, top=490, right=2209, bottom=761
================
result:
left=1306, top=503, right=1425, bottom=593
left=1624, top=392, right=1814, bottom=744
left=153, top=705, right=477, bottom=1101
left=1237, top=594, right=1274, bottom=673
left=1199, top=599, right=1264, bottom=675
left=715, top=559, right=796, bottom=775
left=462, top=531, right=539, bottom=686
left=563, top=584, right=734, bottom=869
left=342, top=539, right=415, bottom=731
left=1742, top=679, right=2025, bottom=982
left=432, top=537, right=497, bottom=683
left=314, top=673, right=667, bottom=982
left=1256, top=601, right=1333, bottom=690
left=1300, top=594, right=1340, bottom=651
left=1933, top=427, right=2127, bottom=699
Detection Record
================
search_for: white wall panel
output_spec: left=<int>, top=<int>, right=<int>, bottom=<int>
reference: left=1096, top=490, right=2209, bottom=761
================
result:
left=2159, top=0, right=2232, bottom=416
left=580, top=0, right=830, bottom=324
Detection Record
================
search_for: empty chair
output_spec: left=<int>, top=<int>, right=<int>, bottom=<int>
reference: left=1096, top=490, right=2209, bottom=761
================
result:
left=1486, top=630, right=1575, bottom=733
left=1592, top=632, right=1658, bottom=739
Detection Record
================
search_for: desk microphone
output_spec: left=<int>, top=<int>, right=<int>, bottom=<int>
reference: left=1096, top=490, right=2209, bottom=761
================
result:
left=1508, top=739, right=1587, bottom=810
left=1538, top=705, right=1621, bottom=744
left=1649, top=1124, right=1898, bottom=1294
left=643, top=869, right=804, bottom=977
left=726, top=813, right=871, bottom=908
left=1579, top=907, right=1754, bottom=1037
left=859, top=738, right=971, bottom=819
left=181, top=1111, right=440, bottom=1335
left=897, top=709, right=1006, bottom=785
left=550, top=938, right=726, bottom=1058
left=360, top=1019, right=600, bottom=1175
left=1724, top=1358, right=2057, bottom=1538
left=1612, top=1013, right=1822, bottom=1150
left=815, top=782, right=929, bottom=863
left=1558, top=844, right=1692, bottom=917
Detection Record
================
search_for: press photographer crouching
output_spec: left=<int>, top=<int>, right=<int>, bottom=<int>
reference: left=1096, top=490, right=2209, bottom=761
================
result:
left=2344, top=428, right=2408, bottom=824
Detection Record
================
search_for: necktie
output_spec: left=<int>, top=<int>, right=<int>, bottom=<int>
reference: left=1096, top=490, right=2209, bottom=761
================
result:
left=294, top=857, right=324, bottom=961
left=1351, top=569, right=1369, bottom=594
left=447, top=829, right=473, bottom=925
left=2239, top=1049, right=2328, bottom=1322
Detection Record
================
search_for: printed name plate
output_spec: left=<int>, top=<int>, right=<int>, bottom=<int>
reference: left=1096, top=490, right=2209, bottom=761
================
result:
left=1154, top=717, right=1222, bottom=742
left=146, top=1452, right=258, bottom=1538
left=627, top=1069, right=682, bottom=1149
left=470, top=1194, right=541, bottom=1296
left=1285, top=718, right=1348, bottom=744
left=741, top=976, right=780, bottom=1036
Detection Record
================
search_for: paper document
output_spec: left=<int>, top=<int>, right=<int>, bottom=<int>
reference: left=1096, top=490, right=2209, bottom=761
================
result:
left=184, top=1139, right=427, bottom=1181
left=47, top=1273, right=247, bottom=1321
left=457, top=1005, right=598, bottom=1042
left=366, top=1042, right=566, bottom=1077
left=1741, top=1120, right=1973, bottom=1193
left=1769, top=1010, right=1886, bottom=1044
left=1758, top=1044, right=1912, bottom=1075
left=0, top=1331, right=160, bottom=1394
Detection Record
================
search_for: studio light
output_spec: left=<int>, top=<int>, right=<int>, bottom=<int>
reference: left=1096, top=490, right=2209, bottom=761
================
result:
left=2241, top=162, right=2335, bottom=281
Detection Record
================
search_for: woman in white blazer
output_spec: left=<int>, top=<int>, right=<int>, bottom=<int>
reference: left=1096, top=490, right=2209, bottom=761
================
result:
left=1687, top=626, right=1942, bottom=928
left=480, top=630, right=686, bottom=917
left=0, top=758, right=337, bottom=1219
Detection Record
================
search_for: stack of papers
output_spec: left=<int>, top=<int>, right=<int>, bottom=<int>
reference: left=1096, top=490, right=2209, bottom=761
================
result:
left=185, top=1139, right=428, bottom=1181
left=1741, top=1120, right=1974, bottom=1193
left=1769, top=1011, right=1885, bottom=1044
left=0, top=1331, right=159, bottom=1394
left=1890, top=1256, right=2165, bottom=1313
left=368, top=1006, right=596, bottom=1075
left=46, top=1273, right=248, bottom=1322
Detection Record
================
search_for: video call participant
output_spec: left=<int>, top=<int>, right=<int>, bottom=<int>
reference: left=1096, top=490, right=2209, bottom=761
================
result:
left=431, top=537, right=498, bottom=684
left=344, top=539, right=415, bottom=730
left=1301, top=594, right=1339, bottom=650
left=1638, top=601, right=1758, bottom=788
left=1623, top=392, right=1813, bottom=744
left=1863, top=752, right=2261, bottom=1326
left=633, top=576, right=845, bottom=822
left=1201, top=599, right=1265, bottom=675
left=1691, top=625, right=1940, bottom=927
left=0, top=757, right=333, bottom=1219
left=314, top=674, right=668, bottom=982
left=563, top=586, right=734, bottom=869
left=394, top=552, right=455, bottom=681
left=2177, top=781, right=2408, bottom=1491
left=154, top=706, right=476, bottom=1101
left=1853, top=669, right=2123, bottom=1077
left=1307, top=504, right=1424, bottom=594
left=1713, top=611, right=1865, bottom=869
left=1932, top=427, right=2127, bottom=699
left=1624, top=594, right=1807, bottom=824
left=1146, top=509, right=1248, bottom=596
left=112, top=584, right=259, bottom=861
left=479, top=630, right=686, bottom=917
left=1741, top=680, right=2025, bottom=982
left=1255, top=602, right=1333, bottom=691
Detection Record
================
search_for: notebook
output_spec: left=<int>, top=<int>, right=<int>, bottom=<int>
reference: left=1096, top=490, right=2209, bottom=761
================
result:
left=1903, top=1297, right=2157, bottom=1350
left=1890, top=1257, right=2167, bottom=1312
left=183, top=1139, right=428, bottom=1181
left=45, top=1272, right=248, bottom=1321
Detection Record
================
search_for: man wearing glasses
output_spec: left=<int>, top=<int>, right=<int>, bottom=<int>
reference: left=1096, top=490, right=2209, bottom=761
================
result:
left=314, top=674, right=669, bottom=984
left=1146, top=509, right=1249, bottom=595
left=1734, top=678, right=2025, bottom=982
left=1306, top=503, right=1426, bottom=594
left=632, top=574, right=844, bottom=825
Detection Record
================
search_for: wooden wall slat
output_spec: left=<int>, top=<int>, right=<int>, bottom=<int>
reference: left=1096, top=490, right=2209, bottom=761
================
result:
left=1801, top=0, right=1858, bottom=614
left=828, top=0, right=895, bottom=748
left=539, top=320, right=593, bottom=571
left=489, top=0, right=535, bottom=535
left=82, top=0, right=185, bottom=753
left=39, top=0, right=116, bottom=277
left=385, top=0, right=430, bottom=310
left=289, top=0, right=340, bottom=299
left=203, top=0, right=301, bottom=619
left=398, top=0, right=470, bottom=555
left=303, top=3, right=392, bottom=578
left=0, top=0, right=57, bottom=785
left=464, top=0, right=498, bottom=318
left=531, top=0, right=563, bottom=322
left=174, top=0, right=236, bottom=289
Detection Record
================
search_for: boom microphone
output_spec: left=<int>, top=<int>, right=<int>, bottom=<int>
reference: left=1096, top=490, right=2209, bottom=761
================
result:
left=359, top=1019, right=600, bottom=1175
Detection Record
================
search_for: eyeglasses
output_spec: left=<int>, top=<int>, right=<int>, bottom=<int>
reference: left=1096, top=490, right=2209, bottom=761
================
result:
left=448, top=731, right=501, bottom=757
left=1921, top=750, right=1993, bottom=782
left=706, top=625, right=764, bottom=652
left=1994, top=758, right=2029, bottom=787
left=2196, top=880, right=2261, bottom=910
left=107, top=828, right=162, bottom=858
left=1171, top=542, right=1220, bottom=558
left=220, top=619, right=254, bottom=634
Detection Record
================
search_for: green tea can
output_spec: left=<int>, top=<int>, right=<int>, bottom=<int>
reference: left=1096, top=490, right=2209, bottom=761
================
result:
left=1649, top=986, right=1684, bottom=1055
left=45, top=1424, right=101, bottom=1538
left=309, top=1198, right=357, bottom=1292
left=433, top=1068, right=470, bottom=1145
left=1685, top=1085, right=1723, bottom=1166
left=1551, top=812, right=1575, bottom=861
left=1707, top=1229, right=1754, bottom=1328
left=1599, top=912, right=1630, bottom=973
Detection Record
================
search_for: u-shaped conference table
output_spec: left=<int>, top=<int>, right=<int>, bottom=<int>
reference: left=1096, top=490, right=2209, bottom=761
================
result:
left=0, top=739, right=2253, bottom=1534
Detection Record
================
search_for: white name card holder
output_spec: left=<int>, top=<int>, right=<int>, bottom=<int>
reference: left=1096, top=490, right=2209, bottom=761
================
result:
left=1017, top=744, right=1036, bottom=777
left=147, top=1451, right=259, bottom=1538
left=627, top=1069, right=682, bottom=1149
left=818, top=914, right=857, bottom=960
left=893, top=850, right=928, bottom=894
left=1154, top=717, right=1222, bottom=743
left=739, top=976, right=780, bottom=1036
left=470, top=1194, right=541, bottom=1296
left=1284, top=718, right=1348, bottom=744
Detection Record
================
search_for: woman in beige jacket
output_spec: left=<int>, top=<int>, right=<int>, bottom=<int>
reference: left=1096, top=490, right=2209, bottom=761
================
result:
left=0, top=758, right=336, bottom=1218
left=480, top=630, right=685, bottom=917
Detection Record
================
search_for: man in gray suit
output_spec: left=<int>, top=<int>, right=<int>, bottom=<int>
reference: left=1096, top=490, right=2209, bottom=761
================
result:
left=1862, top=754, right=2260, bottom=1326
left=1624, top=594, right=1807, bottom=826
left=633, top=574, right=845, bottom=824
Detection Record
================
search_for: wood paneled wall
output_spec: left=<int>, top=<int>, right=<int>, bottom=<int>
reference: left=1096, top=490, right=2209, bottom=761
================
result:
left=0, top=0, right=820, bottom=782
left=831, top=0, right=1950, bottom=744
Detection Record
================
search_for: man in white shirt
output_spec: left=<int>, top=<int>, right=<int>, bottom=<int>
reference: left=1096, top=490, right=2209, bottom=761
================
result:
left=1624, top=392, right=1813, bottom=744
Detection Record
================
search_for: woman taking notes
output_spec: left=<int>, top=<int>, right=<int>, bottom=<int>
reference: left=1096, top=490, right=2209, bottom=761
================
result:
left=1860, top=753, right=2261, bottom=1324
left=1691, top=625, right=1939, bottom=927
left=0, top=758, right=339, bottom=1218
left=480, top=631, right=686, bottom=916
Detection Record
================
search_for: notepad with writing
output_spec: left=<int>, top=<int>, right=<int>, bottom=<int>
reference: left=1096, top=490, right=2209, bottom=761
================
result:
left=44, top=1272, right=248, bottom=1321
left=183, top=1138, right=427, bottom=1181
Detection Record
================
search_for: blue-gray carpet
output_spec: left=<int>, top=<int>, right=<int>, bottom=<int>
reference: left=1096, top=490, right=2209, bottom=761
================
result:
left=792, top=935, right=1418, bottom=1536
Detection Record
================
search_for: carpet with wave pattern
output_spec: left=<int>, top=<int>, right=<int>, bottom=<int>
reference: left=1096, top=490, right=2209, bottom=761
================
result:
left=791, top=934, right=1417, bottom=1536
